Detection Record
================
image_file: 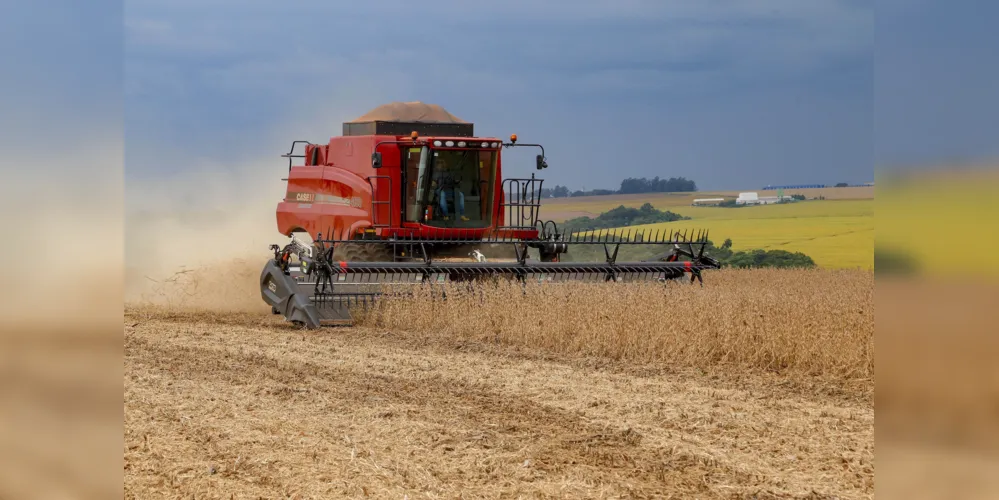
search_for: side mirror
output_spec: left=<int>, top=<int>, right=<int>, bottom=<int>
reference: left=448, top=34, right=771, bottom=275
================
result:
left=536, top=154, right=548, bottom=170
left=371, top=152, right=382, bottom=169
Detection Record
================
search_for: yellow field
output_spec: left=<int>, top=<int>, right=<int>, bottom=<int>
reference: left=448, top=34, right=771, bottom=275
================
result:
left=876, top=168, right=999, bottom=277
left=575, top=199, right=872, bottom=269
left=539, top=187, right=874, bottom=269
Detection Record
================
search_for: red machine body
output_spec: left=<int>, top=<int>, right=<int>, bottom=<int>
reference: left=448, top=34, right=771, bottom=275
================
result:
left=276, top=103, right=543, bottom=246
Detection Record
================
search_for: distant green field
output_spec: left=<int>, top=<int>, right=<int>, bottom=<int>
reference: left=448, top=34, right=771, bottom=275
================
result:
left=560, top=196, right=874, bottom=269
left=607, top=200, right=873, bottom=269
left=536, top=186, right=875, bottom=269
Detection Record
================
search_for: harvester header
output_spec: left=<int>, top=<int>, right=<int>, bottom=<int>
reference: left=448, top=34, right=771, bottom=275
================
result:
left=261, top=101, right=721, bottom=327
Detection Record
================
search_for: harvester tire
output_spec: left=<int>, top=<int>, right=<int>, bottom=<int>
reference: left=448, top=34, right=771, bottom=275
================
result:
left=331, top=242, right=394, bottom=262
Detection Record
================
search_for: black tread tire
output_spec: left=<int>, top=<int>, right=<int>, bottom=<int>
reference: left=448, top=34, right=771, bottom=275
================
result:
left=331, top=242, right=394, bottom=262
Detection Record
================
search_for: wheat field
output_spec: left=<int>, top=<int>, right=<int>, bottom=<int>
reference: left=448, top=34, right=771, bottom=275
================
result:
left=124, top=262, right=873, bottom=498
left=356, top=268, right=873, bottom=384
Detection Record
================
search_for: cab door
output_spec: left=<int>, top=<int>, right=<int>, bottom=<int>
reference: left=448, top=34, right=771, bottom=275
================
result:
left=402, top=146, right=429, bottom=222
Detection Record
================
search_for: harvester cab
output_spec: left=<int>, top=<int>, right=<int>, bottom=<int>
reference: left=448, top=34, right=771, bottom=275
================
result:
left=261, top=101, right=723, bottom=328
left=370, top=130, right=542, bottom=231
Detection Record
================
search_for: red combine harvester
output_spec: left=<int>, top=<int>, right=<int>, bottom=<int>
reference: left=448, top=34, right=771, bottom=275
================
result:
left=260, top=102, right=721, bottom=327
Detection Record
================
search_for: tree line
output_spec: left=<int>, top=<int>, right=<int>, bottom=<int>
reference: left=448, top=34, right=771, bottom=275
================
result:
left=561, top=203, right=690, bottom=232
left=540, top=176, right=698, bottom=198
left=703, top=239, right=816, bottom=269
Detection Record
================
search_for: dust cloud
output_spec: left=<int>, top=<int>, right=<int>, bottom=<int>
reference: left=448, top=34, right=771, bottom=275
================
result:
left=123, top=98, right=384, bottom=312
left=125, top=160, right=289, bottom=313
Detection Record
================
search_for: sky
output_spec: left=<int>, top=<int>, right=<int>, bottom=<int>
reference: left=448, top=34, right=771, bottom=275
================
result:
left=875, top=0, right=999, bottom=169
left=122, top=0, right=876, bottom=194
left=1, top=0, right=122, bottom=183
left=0, top=0, right=122, bottom=224
left=3, top=1, right=995, bottom=201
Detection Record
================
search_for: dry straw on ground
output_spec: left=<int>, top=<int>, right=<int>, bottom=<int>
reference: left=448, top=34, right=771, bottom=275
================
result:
left=124, top=265, right=874, bottom=498
left=129, top=260, right=873, bottom=392
left=125, top=306, right=874, bottom=498
left=129, top=262, right=873, bottom=391
left=356, top=268, right=874, bottom=389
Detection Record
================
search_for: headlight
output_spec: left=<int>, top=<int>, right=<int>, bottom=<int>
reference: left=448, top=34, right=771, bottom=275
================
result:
left=481, top=141, right=489, bottom=147
left=490, top=142, right=498, bottom=148
left=433, top=140, right=442, bottom=147
left=445, top=140, right=454, bottom=147
left=457, top=141, right=466, bottom=147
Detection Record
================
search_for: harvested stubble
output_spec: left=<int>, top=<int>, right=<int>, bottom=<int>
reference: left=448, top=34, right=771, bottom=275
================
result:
left=356, top=268, right=873, bottom=388
left=125, top=306, right=874, bottom=498
left=124, top=266, right=874, bottom=498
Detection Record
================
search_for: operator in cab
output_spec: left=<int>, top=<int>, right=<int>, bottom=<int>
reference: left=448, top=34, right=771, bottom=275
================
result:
left=431, top=157, right=469, bottom=222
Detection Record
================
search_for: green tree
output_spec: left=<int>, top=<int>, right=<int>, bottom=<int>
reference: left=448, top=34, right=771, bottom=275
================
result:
left=562, top=204, right=690, bottom=232
left=726, top=249, right=816, bottom=269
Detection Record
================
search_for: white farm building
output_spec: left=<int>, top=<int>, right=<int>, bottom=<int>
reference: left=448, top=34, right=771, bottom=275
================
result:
left=692, top=198, right=726, bottom=206
left=736, top=192, right=792, bottom=205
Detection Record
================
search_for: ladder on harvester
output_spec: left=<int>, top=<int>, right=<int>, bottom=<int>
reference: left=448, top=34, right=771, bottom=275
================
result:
left=366, top=176, right=392, bottom=228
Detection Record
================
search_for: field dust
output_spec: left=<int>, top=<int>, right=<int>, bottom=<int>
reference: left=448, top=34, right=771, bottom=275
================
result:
left=125, top=263, right=873, bottom=498
left=125, top=158, right=288, bottom=306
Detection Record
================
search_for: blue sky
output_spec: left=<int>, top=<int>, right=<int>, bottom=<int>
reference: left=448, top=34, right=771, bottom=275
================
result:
left=123, top=0, right=875, bottom=191
left=1, top=0, right=121, bottom=158
left=875, top=0, right=999, bottom=169
left=0, top=0, right=122, bottom=209
left=5, top=1, right=996, bottom=197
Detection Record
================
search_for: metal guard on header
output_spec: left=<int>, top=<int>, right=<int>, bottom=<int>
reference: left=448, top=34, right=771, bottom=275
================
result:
left=317, top=225, right=714, bottom=246
left=261, top=227, right=722, bottom=328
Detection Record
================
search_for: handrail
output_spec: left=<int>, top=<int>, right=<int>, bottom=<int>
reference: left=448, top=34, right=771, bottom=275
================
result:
left=498, top=174, right=544, bottom=230
left=281, top=140, right=313, bottom=172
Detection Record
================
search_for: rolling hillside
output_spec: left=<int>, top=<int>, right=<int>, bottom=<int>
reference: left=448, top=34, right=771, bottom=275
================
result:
left=541, top=187, right=874, bottom=269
